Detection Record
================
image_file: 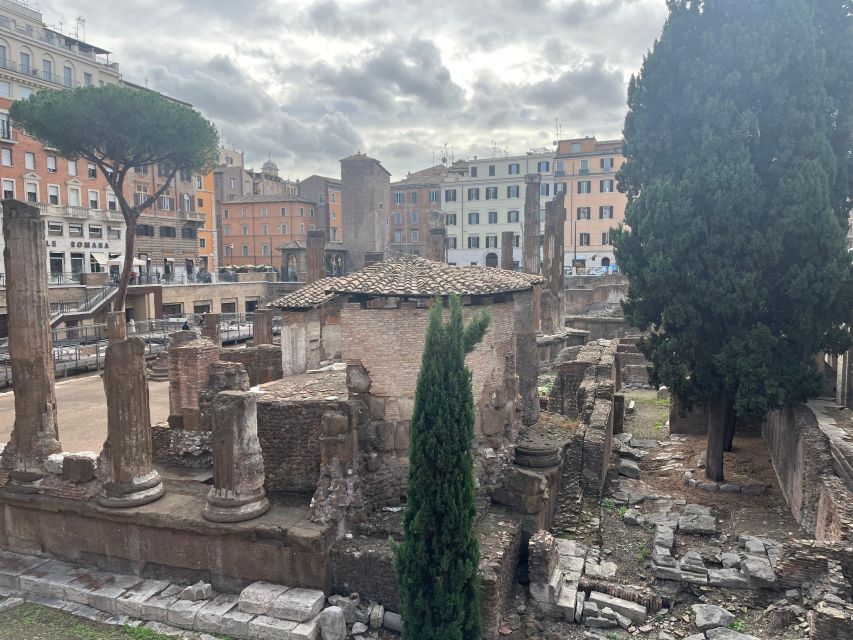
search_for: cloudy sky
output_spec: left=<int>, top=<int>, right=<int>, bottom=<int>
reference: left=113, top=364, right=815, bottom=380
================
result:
left=42, top=0, right=668, bottom=180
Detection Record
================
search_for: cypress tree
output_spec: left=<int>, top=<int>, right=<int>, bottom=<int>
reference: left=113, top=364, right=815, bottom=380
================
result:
left=614, top=0, right=853, bottom=481
left=394, top=293, right=489, bottom=640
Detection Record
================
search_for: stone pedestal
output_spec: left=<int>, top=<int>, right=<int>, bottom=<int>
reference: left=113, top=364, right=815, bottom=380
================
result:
left=99, top=337, right=165, bottom=507
left=106, top=311, right=127, bottom=343
left=1, top=199, right=61, bottom=491
left=426, top=228, right=446, bottom=263
left=203, top=391, right=270, bottom=522
left=501, top=231, right=515, bottom=270
left=201, top=313, right=221, bottom=347
left=253, top=309, right=274, bottom=346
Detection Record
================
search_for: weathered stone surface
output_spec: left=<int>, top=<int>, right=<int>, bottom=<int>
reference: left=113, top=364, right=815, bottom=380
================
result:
left=617, top=458, right=641, bottom=479
left=741, top=557, right=776, bottom=587
left=708, top=568, right=749, bottom=588
left=167, top=597, right=208, bottom=629
left=253, top=309, right=275, bottom=346
left=140, top=584, right=183, bottom=623
left=0, top=551, right=49, bottom=589
left=680, top=551, right=707, bottom=575
left=195, top=593, right=239, bottom=633
left=99, top=337, right=165, bottom=508
left=630, top=438, right=658, bottom=449
left=239, top=582, right=289, bottom=616
left=587, top=591, right=647, bottom=624
left=678, top=513, right=717, bottom=535
left=115, top=580, right=171, bottom=617
left=721, top=552, right=741, bottom=569
left=704, top=628, right=760, bottom=640
left=180, top=581, right=213, bottom=601
left=655, top=525, right=675, bottom=549
left=269, top=587, right=325, bottom=622
left=291, top=618, right=320, bottom=640
left=383, top=610, right=403, bottom=632
left=692, top=604, right=735, bottom=631
left=220, top=608, right=256, bottom=637
left=248, top=614, right=298, bottom=639
left=19, top=560, right=85, bottom=598
left=317, top=605, right=346, bottom=640
left=203, top=391, right=270, bottom=523
left=1, top=200, right=61, bottom=486
left=653, top=546, right=677, bottom=567
left=66, top=571, right=141, bottom=612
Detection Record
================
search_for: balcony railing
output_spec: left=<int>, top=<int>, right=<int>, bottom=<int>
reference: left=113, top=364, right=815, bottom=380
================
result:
left=0, top=121, right=16, bottom=142
left=48, top=272, right=82, bottom=286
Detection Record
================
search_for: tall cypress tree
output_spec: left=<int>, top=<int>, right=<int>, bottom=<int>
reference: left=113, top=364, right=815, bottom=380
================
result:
left=615, top=0, right=853, bottom=481
left=394, top=294, right=489, bottom=640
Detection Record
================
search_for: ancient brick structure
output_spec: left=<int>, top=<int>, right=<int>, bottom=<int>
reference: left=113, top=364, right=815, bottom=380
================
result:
left=168, top=334, right=220, bottom=431
left=219, top=345, right=283, bottom=387
left=0, top=199, right=61, bottom=490
left=99, top=337, right=165, bottom=508
left=203, top=391, right=270, bottom=523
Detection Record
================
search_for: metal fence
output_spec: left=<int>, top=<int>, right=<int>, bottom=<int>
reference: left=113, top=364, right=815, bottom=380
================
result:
left=0, top=312, right=281, bottom=388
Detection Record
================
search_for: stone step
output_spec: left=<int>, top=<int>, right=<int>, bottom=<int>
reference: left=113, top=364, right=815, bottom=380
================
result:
left=555, top=581, right=578, bottom=621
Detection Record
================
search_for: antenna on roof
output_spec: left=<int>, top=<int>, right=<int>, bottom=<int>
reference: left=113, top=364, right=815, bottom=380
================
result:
left=76, top=16, right=86, bottom=41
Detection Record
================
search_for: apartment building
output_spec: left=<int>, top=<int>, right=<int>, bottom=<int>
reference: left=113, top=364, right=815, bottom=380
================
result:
left=298, top=174, right=343, bottom=242
left=554, top=137, right=625, bottom=270
left=441, top=150, right=555, bottom=266
left=389, top=164, right=447, bottom=256
left=219, top=194, right=319, bottom=267
left=0, top=0, right=125, bottom=283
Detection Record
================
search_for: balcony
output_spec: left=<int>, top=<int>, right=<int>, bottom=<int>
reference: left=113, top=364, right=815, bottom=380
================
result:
left=36, top=202, right=125, bottom=223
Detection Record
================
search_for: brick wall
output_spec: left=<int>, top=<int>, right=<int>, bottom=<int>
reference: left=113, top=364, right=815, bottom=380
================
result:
left=220, top=345, right=282, bottom=386
left=815, top=475, right=853, bottom=542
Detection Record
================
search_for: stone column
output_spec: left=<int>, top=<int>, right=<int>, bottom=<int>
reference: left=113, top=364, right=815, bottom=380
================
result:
left=541, top=193, right=567, bottom=334
left=106, top=311, right=127, bottom=343
left=253, top=309, right=274, bottom=346
left=523, top=174, right=541, bottom=276
left=501, top=231, right=515, bottom=270
left=1, top=199, right=61, bottom=490
left=203, top=390, right=270, bottom=522
left=281, top=310, right=308, bottom=375
left=514, top=289, right=540, bottom=426
left=201, top=313, right=221, bottom=347
left=306, top=229, right=326, bottom=284
left=426, top=228, right=446, bottom=263
left=98, top=337, right=165, bottom=507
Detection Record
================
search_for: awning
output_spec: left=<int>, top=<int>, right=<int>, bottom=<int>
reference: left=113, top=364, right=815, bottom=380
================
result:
left=108, top=256, right=146, bottom=267
left=90, top=252, right=107, bottom=265
left=164, top=257, right=175, bottom=262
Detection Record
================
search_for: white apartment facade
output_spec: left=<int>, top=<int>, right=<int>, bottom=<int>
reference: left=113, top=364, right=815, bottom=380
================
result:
left=441, top=150, right=556, bottom=267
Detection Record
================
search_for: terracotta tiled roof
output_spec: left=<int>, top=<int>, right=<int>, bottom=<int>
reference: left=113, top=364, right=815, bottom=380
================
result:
left=268, top=277, right=342, bottom=310
left=224, top=194, right=315, bottom=205
left=327, top=255, right=544, bottom=298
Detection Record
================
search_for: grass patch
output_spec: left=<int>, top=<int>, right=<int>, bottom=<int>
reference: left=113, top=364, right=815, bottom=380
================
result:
left=730, top=620, right=746, bottom=632
left=0, top=604, right=189, bottom=640
left=617, top=506, right=628, bottom=518
left=601, top=497, right=615, bottom=513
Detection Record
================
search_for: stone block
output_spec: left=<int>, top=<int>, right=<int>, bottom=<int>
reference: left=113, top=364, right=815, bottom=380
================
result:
left=692, top=604, right=735, bottom=631
left=587, top=591, right=647, bottom=624
left=167, top=597, right=208, bottom=629
left=269, top=587, right=325, bottom=622
left=383, top=610, right=403, bottom=632
left=721, top=552, right=741, bottom=569
left=741, top=558, right=776, bottom=587
left=180, top=581, right=213, bottom=601
left=220, top=608, right=256, bottom=637
left=142, top=621, right=185, bottom=637
left=140, top=584, right=183, bottom=623
left=291, top=617, right=320, bottom=639
left=678, top=514, right=717, bottom=535
left=69, top=572, right=142, bottom=613
left=374, top=421, right=396, bottom=453
left=654, top=525, right=675, bottom=550
left=617, top=458, right=641, bottom=479
left=708, top=568, right=749, bottom=588
left=317, top=605, right=346, bottom=640
left=0, top=551, right=49, bottom=590
left=705, top=628, right=760, bottom=640
left=239, top=581, right=290, bottom=616
left=19, top=560, right=86, bottom=599
left=62, top=452, right=98, bottom=483
left=45, top=453, right=66, bottom=475
left=115, top=580, right=171, bottom=617
left=248, top=614, right=298, bottom=639
left=652, top=546, right=677, bottom=567
left=195, top=593, right=239, bottom=633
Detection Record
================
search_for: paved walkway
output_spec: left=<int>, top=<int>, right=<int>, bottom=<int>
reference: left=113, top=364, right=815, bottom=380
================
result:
left=0, top=375, right=170, bottom=453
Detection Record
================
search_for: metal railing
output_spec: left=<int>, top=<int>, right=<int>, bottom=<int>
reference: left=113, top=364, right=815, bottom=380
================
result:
left=48, top=272, right=83, bottom=285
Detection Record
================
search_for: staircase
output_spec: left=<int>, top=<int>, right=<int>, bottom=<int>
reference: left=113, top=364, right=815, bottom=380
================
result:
left=50, top=283, right=119, bottom=328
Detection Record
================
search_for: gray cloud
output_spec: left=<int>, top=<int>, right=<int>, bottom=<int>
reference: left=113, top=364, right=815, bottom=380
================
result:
left=40, top=0, right=668, bottom=178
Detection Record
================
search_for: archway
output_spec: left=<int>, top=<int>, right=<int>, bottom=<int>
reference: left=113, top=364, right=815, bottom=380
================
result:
left=601, top=257, right=611, bottom=268
left=485, top=252, right=499, bottom=268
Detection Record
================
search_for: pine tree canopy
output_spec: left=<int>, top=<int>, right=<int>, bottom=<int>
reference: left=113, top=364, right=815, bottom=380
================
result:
left=394, top=294, right=489, bottom=640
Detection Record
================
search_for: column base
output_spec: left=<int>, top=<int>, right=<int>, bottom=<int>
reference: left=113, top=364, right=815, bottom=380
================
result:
left=203, top=487, right=270, bottom=523
left=4, top=470, right=45, bottom=494
left=98, top=470, right=165, bottom=508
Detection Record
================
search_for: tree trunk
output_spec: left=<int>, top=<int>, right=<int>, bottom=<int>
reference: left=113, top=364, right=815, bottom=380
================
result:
left=723, top=398, right=737, bottom=452
left=705, top=389, right=730, bottom=482
left=113, top=216, right=136, bottom=313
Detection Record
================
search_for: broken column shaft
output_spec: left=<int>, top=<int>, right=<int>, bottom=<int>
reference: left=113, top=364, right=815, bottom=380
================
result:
left=541, top=193, right=567, bottom=334
left=203, top=390, right=270, bottom=522
left=98, top=336, right=165, bottom=507
left=252, top=309, right=274, bottom=346
left=426, top=228, right=446, bottom=263
left=1, top=199, right=61, bottom=489
left=501, top=231, right=515, bottom=270
left=201, top=313, right=221, bottom=347
left=306, top=229, right=326, bottom=284
left=523, top=174, right=541, bottom=276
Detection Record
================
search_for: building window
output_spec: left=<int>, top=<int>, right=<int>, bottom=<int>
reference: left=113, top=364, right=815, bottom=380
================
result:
left=507, top=185, right=520, bottom=198
left=136, top=224, right=155, bottom=237
left=410, top=211, right=418, bottom=224
left=229, top=177, right=236, bottom=189
left=330, top=228, right=338, bottom=240
left=199, top=238, right=206, bottom=248
left=47, top=222, right=63, bottom=236
left=1, top=148, right=11, bottom=167
left=88, top=163, right=97, bottom=179
left=394, top=192, right=404, bottom=204
left=485, top=186, right=498, bottom=200
left=555, top=160, right=565, bottom=176
left=599, top=206, right=614, bottom=219
left=429, top=190, right=439, bottom=203
left=446, top=213, right=457, bottom=226
left=488, top=211, right=498, bottom=224
left=507, top=210, right=519, bottom=223
left=508, top=163, right=520, bottom=175
left=578, top=181, right=591, bottom=194
left=159, top=195, right=173, bottom=210
left=242, top=245, right=249, bottom=257
left=580, top=159, right=589, bottom=175
left=241, top=208, right=248, bottom=218
left=24, top=152, right=35, bottom=170
left=467, top=188, right=480, bottom=201
left=514, top=234, right=521, bottom=247
left=48, top=185, right=60, bottom=205
left=134, top=164, right=148, bottom=174
left=107, top=192, right=117, bottom=210
left=468, top=211, right=480, bottom=225
left=195, top=175, right=203, bottom=189
left=67, top=160, right=76, bottom=176
left=394, top=230, right=402, bottom=243
left=2, top=178, right=14, bottom=199
left=261, top=224, right=269, bottom=236
left=89, top=225, right=103, bottom=239
left=69, top=223, right=84, bottom=238
left=579, top=233, right=591, bottom=246
left=601, top=157, right=614, bottom=171
left=262, top=244, right=270, bottom=256
left=446, top=237, right=458, bottom=249
left=488, top=165, right=495, bottom=176
left=555, top=182, right=567, bottom=193
left=181, top=227, right=197, bottom=240
left=577, top=207, right=591, bottom=220
left=540, top=183, right=550, bottom=196
left=46, top=155, right=57, bottom=173
left=600, top=179, right=615, bottom=193
left=108, top=226, right=121, bottom=240
left=182, top=193, right=192, bottom=211
left=537, top=160, right=550, bottom=173
left=411, top=230, right=419, bottom=242
left=571, top=142, right=581, bottom=153
left=602, top=232, right=612, bottom=245
left=0, top=80, right=9, bottom=97
left=241, top=224, right=249, bottom=236
left=470, top=166, right=478, bottom=178
left=26, top=182, right=38, bottom=202
left=299, top=207, right=304, bottom=216
left=300, top=223, right=305, bottom=234
left=485, top=235, right=498, bottom=248
left=260, top=207, right=268, bottom=217
left=411, top=192, right=418, bottom=203
left=467, top=235, right=480, bottom=249
left=445, top=189, right=457, bottom=202
left=393, top=211, right=402, bottom=224
left=160, top=226, right=177, bottom=238
left=88, top=190, right=99, bottom=209
left=276, top=207, right=285, bottom=217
